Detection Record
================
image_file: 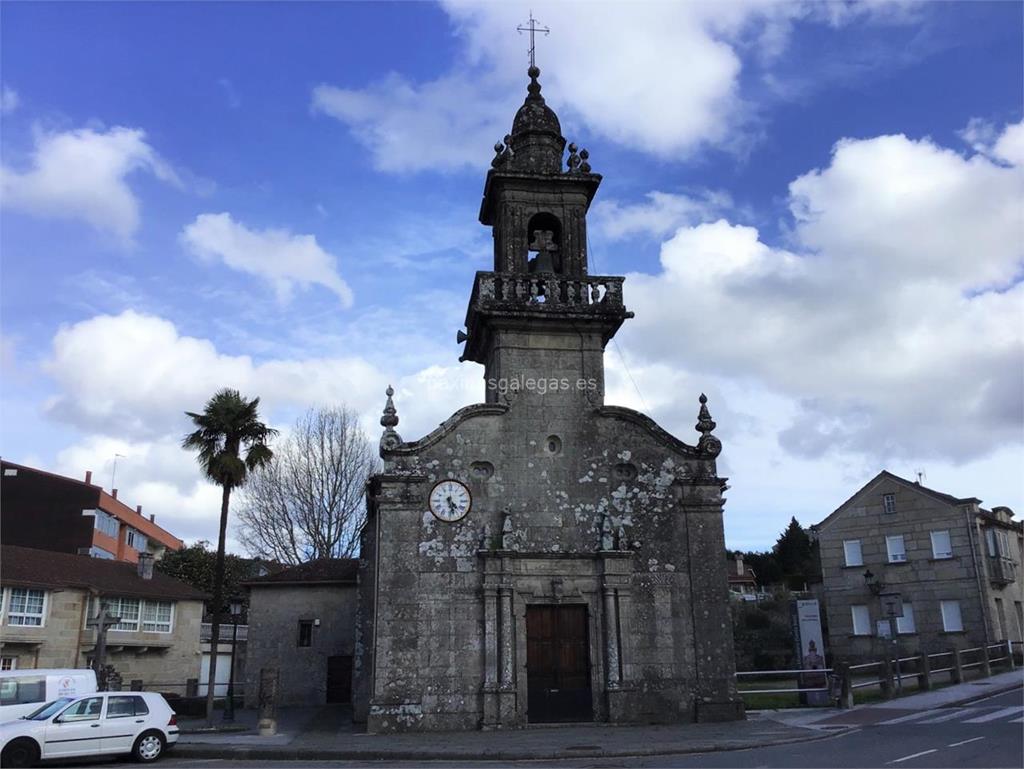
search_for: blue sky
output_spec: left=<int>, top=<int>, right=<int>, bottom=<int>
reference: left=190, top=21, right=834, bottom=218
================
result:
left=2, top=1, right=1021, bottom=551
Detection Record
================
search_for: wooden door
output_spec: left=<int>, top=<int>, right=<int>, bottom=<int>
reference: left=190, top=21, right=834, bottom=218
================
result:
left=325, top=655, right=352, bottom=703
left=526, top=604, right=593, bottom=722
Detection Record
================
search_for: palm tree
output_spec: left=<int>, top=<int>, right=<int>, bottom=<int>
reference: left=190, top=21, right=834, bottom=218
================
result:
left=183, top=388, right=276, bottom=725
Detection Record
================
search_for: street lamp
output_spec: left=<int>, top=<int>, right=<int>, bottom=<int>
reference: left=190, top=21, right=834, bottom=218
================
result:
left=863, top=569, right=885, bottom=596
left=223, top=599, right=243, bottom=722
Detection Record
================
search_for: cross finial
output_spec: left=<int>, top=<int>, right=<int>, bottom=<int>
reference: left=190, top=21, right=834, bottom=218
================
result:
left=517, top=11, right=549, bottom=69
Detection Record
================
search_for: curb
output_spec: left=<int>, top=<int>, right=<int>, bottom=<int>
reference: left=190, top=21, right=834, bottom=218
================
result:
left=931, top=679, right=1022, bottom=709
left=172, top=725, right=850, bottom=762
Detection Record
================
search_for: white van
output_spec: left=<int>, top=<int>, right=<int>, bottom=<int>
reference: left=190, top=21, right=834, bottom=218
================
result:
left=0, top=670, right=98, bottom=722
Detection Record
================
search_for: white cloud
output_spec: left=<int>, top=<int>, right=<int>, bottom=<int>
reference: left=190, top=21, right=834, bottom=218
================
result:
left=1, top=85, right=18, bottom=114
left=617, top=120, right=1024, bottom=464
left=0, top=126, right=179, bottom=244
left=41, top=310, right=483, bottom=546
left=312, top=73, right=511, bottom=173
left=313, top=2, right=918, bottom=172
left=180, top=213, right=354, bottom=306
left=44, top=309, right=480, bottom=442
left=593, top=190, right=733, bottom=241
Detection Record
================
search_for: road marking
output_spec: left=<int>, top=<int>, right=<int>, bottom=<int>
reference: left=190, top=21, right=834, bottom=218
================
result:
left=962, top=705, right=1024, bottom=723
left=913, top=708, right=973, bottom=724
left=888, top=748, right=938, bottom=764
left=1011, top=717, right=1024, bottom=723
left=947, top=736, right=986, bottom=748
left=875, top=710, right=935, bottom=725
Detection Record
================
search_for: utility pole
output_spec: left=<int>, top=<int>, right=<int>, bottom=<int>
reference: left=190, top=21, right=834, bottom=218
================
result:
left=86, top=599, right=122, bottom=690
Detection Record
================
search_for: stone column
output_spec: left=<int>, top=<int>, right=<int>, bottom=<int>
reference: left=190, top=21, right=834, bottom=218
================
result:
left=497, top=585, right=517, bottom=725
left=681, top=480, right=745, bottom=722
left=482, top=586, right=499, bottom=727
left=484, top=587, right=499, bottom=688
left=499, top=587, right=514, bottom=689
left=603, top=586, right=620, bottom=690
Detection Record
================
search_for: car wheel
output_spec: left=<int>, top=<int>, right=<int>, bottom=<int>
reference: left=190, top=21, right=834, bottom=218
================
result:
left=131, top=730, right=166, bottom=763
left=1, top=738, right=40, bottom=768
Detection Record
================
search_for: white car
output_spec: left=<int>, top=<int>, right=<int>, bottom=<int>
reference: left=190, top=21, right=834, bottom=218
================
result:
left=0, top=691, right=178, bottom=766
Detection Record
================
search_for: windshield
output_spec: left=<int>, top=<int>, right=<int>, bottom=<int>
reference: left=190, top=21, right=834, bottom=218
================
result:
left=22, top=698, right=75, bottom=720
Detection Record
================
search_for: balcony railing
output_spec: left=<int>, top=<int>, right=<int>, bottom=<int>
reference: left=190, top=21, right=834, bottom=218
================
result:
left=200, top=623, right=248, bottom=642
left=470, top=272, right=626, bottom=312
left=988, top=556, right=1017, bottom=586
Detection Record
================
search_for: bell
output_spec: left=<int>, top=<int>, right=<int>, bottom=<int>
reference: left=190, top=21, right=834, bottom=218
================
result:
left=529, top=250, right=556, bottom=273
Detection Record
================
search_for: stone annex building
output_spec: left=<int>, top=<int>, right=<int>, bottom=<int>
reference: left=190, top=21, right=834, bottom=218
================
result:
left=352, top=67, right=743, bottom=732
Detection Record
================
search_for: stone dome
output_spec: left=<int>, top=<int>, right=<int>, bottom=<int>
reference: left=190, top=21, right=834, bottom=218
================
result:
left=505, top=66, right=565, bottom=174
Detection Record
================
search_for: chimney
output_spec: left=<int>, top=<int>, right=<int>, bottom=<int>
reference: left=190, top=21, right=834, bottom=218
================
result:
left=136, top=504, right=143, bottom=515
left=735, top=553, right=745, bottom=576
left=149, top=514, right=156, bottom=523
left=85, top=470, right=92, bottom=485
left=137, top=552, right=154, bottom=580
left=111, top=488, right=118, bottom=499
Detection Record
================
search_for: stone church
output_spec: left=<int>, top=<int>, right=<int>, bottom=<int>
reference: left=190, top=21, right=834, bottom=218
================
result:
left=353, top=66, right=742, bottom=732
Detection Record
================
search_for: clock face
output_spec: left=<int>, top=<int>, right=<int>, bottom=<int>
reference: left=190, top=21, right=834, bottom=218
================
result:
left=428, top=479, right=472, bottom=523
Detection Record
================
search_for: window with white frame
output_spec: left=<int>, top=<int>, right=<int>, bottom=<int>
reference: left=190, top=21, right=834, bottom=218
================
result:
left=89, top=546, right=115, bottom=559
left=7, top=588, right=46, bottom=626
left=94, top=510, right=120, bottom=538
left=126, top=529, right=148, bottom=551
left=986, top=528, right=1011, bottom=557
left=843, top=539, right=863, bottom=567
left=941, top=600, right=963, bottom=632
left=882, top=493, right=896, bottom=514
left=930, top=530, right=953, bottom=559
left=886, top=535, right=907, bottom=563
left=141, top=601, right=173, bottom=633
left=896, top=602, right=916, bottom=634
left=0, top=657, right=16, bottom=671
left=96, top=597, right=141, bottom=632
left=851, top=605, right=871, bottom=635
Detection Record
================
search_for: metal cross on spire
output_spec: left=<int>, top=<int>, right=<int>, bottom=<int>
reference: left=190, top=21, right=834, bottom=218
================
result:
left=517, top=11, right=549, bottom=69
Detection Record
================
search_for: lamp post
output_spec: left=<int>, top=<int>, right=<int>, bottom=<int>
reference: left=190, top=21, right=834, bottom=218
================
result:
left=223, top=599, right=242, bottom=722
left=864, top=570, right=902, bottom=694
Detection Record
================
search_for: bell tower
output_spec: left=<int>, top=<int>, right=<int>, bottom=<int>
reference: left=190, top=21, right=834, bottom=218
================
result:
left=460, top=67, right=633, bottom=405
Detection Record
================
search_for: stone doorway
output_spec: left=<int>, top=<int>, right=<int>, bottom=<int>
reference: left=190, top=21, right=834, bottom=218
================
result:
left=525, top=604, right=593, bottom=723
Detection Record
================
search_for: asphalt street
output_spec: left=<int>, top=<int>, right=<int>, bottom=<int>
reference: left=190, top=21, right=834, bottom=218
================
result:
left=48, top=688, right=1023, bottom=769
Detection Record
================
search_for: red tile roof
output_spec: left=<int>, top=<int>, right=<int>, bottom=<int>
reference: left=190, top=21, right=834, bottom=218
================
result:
left=1, top=545, right=207, bottom=601
left=244, top=558, right=358, bottom=586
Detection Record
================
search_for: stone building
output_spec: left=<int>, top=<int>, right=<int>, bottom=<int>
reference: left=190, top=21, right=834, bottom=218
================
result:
left=814, top=471, right=1024, bottom=662
left=353, top=66, right=742, bottom=733
left=244, top=559, right=358, bottom=707
left=0, top=545, right=205, bottom=682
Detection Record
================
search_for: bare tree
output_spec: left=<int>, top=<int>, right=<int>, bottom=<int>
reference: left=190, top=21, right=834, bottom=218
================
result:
left=237, top=407, right=377, bottom=564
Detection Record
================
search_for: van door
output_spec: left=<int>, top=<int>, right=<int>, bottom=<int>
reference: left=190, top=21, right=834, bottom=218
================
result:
left=42, top=696, right=104, bottom=759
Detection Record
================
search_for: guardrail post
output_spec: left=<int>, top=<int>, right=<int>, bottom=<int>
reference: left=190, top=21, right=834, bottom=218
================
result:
left=880, top=655, right=894, bottom=699
left=186, top=678, right=199, bottom=697
left=1008, top=640, right=1016, bottom=670
left=834, top=662, right=853, bottom=709
left=980, top=644, right=992, bottom=677
left=951, top=648, right=963, bottom=683
left=916, top=653, right=931, bottom=691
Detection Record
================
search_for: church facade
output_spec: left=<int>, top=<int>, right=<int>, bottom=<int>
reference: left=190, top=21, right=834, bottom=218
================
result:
left=353, top=66, right=743, bottom=733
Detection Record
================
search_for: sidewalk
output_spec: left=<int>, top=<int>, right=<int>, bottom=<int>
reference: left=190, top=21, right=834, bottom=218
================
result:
left=172, top=670, right=1022, bottom=761
left=759, top=668, right=1023, bottom=730
left=174, top=709, right=828, bottom=761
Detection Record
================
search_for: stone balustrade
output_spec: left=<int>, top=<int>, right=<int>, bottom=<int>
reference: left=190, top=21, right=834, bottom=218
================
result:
left=470, top=271, right=626, bottom=312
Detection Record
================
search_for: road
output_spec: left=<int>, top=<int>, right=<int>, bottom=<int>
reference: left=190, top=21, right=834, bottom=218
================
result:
left=63, top=688, right=1024, bottom=769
